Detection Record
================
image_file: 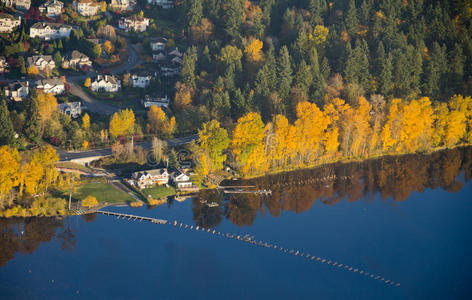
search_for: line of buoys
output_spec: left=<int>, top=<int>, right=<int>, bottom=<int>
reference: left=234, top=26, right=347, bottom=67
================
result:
left=159, top=219, right=399, bottom=287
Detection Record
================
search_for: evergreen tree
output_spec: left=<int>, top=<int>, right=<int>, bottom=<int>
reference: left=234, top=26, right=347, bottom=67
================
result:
left=379, top=52, right=393, bottom=96
left=277, top=46, right=293, bottom=103
left=185, top=0, right=203, bottom=28
left=0, top=99, right=15, bottom=146
left=53, top=51, right=62, bottom=68
left=23, top=97, right=41, bottom=142
left=294, top=59, right=312, bottom=94
left=309, top=0, right=327, bottom=24
left=181, top=46, right=198, bottom=89
left=423, top=42, right=447, bottom=97
left=18, top=56, right=26, bottom=74
left=346, top=0, right=359, bottom=37
left=344, top=42, right=357, bottom=84
left=232, top=88, right=248, bottom=119
left=309, top=47, right=325, bottom=99
left=448, top=43, right=465, bottom=94
left=223, top=0, right=244, bottom=40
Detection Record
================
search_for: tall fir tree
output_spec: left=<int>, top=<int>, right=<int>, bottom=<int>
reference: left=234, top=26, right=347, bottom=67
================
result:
left=223, top=0, right=244, bottom=40
left=185, top=0, right=203, bottom=28
left=379, top=52, right=393, bottom=96
left=23, top=97, right=41, bottom=142
left=346, top=0, right=359, bottom=37
left=277, top=46, right=293, bottom=103
left=181, top=46, right=198, bottom=89
left=0, top=99, right=15, bottom=146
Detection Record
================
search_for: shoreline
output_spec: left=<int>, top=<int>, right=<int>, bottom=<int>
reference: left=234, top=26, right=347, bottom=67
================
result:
left=236, top=144, right=472, bottom=180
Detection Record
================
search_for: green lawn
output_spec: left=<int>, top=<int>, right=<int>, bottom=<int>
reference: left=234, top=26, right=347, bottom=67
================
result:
left=75, top=183, right=134, bottom=203
left=142, top=185, right=176, bottom=200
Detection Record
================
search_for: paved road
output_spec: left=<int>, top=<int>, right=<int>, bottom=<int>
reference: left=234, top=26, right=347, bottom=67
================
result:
left=58, top=134, right=198, bottom=161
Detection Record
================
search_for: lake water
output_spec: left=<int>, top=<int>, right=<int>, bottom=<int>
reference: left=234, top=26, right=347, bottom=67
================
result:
left=1, top=147, right=472, bottom=299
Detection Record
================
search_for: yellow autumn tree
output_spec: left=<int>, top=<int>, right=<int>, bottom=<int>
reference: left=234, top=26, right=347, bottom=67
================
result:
left=27, top=65, right=39, bottom=76
left=0, top=146, right=21, bottom=201
left=217, top=45, right=243, bottom=64
left=109, top=109, right=135, bottom=138
left=82, top=195, right=98, bottom=207
left=381, top=99, right=402, bottom=152
left=84, top=77, right=91, bottom=88
left=232, top=112, right=268, bottom=175
left=350, top=97, right=372, bottom=157
left=174, top=82, right=192, bottom=111
left=82, top=113, right=90, bottom=130
left=103, top=40, right=114, bottom=55
left=147, top=106, right=175, bottom=136
left=432, top=102, right=449, bottom=147
left=399, top=97, right=433, bottom=152
left=294, top=101, right=329, bottom=164
left=244, top=37, right=264, bottom=62
left=268, top=114, right=297, bottom=168
left=35, top=92, right=58, bottom=126
left=310, top=25, right=329, bottom=46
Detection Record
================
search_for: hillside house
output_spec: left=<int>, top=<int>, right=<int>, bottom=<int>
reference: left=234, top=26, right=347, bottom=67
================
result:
left=4, top=81, right=29, bottom=102
left=150, top=37, right=167, bottom=51
left=109, top=0, right=135, bottom=11
left=147, top=0, right=173, bottom=9
left=27, top=55, right=55, bottom=72
left=132, top=168, right=169, bottom=189
left=0, top=13, right=21, bottom=33
left=130, top=72, right=152, bottom=88
left=29, top=22, right=72, bottom=40
left=91, top=75, right=121, bottom=92
left=35, top=77, right=65, bottom=95
left=141, top=94, right=169, bottom=108
left=39, top=0, right=64, bottom=17
left=62, top=50, right=92, bottom=70
left=0, top=56, right=8, bottom=73
left=118, top=15, right=150, bottom=32
left=58, top=102, right=82, bottom=118
left=74, top=0, right=100, bottom=16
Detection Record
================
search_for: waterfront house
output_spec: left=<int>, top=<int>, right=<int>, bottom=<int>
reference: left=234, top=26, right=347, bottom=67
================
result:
left=29, top=22, right=72, bottom=40
left=130, top=72, right=152, bottom=88
left=147, top=0, right=173, bottom=9
left=62, top=50, right=92, bottom=70
left=90, top=75, right=121, bottom=92
left=141, top=94, right=169, bottom=108
left=0, top=13, right=21, bottom=33
left=39, top=0, right=64, bottom=17
left=35, top=77, right=65, bottom=95
left=27, top=55, right=55, bottom=72
left=118, top=15, right=150, bottom=32
left=58, top=102, right=81, bottom=118
left=4, top=81, right=29, bottom=102
left=170, top=169, right=192, bottom=189
left=132, top=168, right=169, bottom=189
left=74, top=0, right=100, bottom=16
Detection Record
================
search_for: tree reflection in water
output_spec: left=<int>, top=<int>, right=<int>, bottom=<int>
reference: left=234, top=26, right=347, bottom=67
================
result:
left=0, top=218, right=64, bottom=266
left=193, top=147, right=472, bottom=227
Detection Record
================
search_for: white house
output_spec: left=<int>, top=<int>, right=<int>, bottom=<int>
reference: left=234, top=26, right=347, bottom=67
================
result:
left=74, top=0, right=100, bottom=16
left=130, top=72, right=152, bottom=88
left=35, top=77, right=65, bottom=95
left=27, top=55, right=55, bottom=72
left=62, top=50, right=92, bottom=70
left=39, top=0, right=64, bottom=17
left=4, top=81, right=29, bottom=102
left=29, top=22, right=72, bottom=40
left=132, top=168, right=169, bottom=189
left=58, top=102, right=82, bottom=118
left=109, top=0, right=135, bottom=11
left=141, top=94, right=169, bottom=108
left=150, top=37, right=167, bottom=51
left=170, top=169, right=192, bottom=189
left=90, top=75, right=121, bottom=92
left=0, top=56, right=8, bottom=73
left=118, top=15, right=150, bottom=32
left=0, top=13, right=21, bottom=33
left=3, top=0, right=31, bottom=10
left=147, top=0, right=173, bottom=9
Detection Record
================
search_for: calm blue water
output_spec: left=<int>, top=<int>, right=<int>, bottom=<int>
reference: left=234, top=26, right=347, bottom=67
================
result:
left=1, top=150, right=472, bottom=299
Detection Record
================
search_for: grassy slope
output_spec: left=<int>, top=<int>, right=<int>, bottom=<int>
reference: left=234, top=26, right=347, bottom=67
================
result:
left=75, top=182, right=134, bottom=203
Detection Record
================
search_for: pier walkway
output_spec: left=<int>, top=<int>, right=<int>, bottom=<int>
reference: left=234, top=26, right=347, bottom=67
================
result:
left=96, top=210, right=167, bottom=224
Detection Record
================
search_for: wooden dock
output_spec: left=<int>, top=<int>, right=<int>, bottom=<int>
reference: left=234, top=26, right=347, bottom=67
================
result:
left=97, top=210, right=168, bottom=224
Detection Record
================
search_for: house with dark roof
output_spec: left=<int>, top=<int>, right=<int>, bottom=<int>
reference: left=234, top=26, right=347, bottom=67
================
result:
left=27, top=55, right=55, bottom=72
left=132, top=168, right=169, bottom=189
left=0, top=13, right=21, bottom=33
left=58, top=102, right=82, bottom=118
left=91, top=75, right=121, bottom=92
left=29, top=22, right=72, bottom=40
left=62, top=50, right=92, bottom=70
left=35, top=77, right=65, bottom=95
left=4, top=81, right=29, bottom=102
left=39, top=0, right=64, bottom=17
